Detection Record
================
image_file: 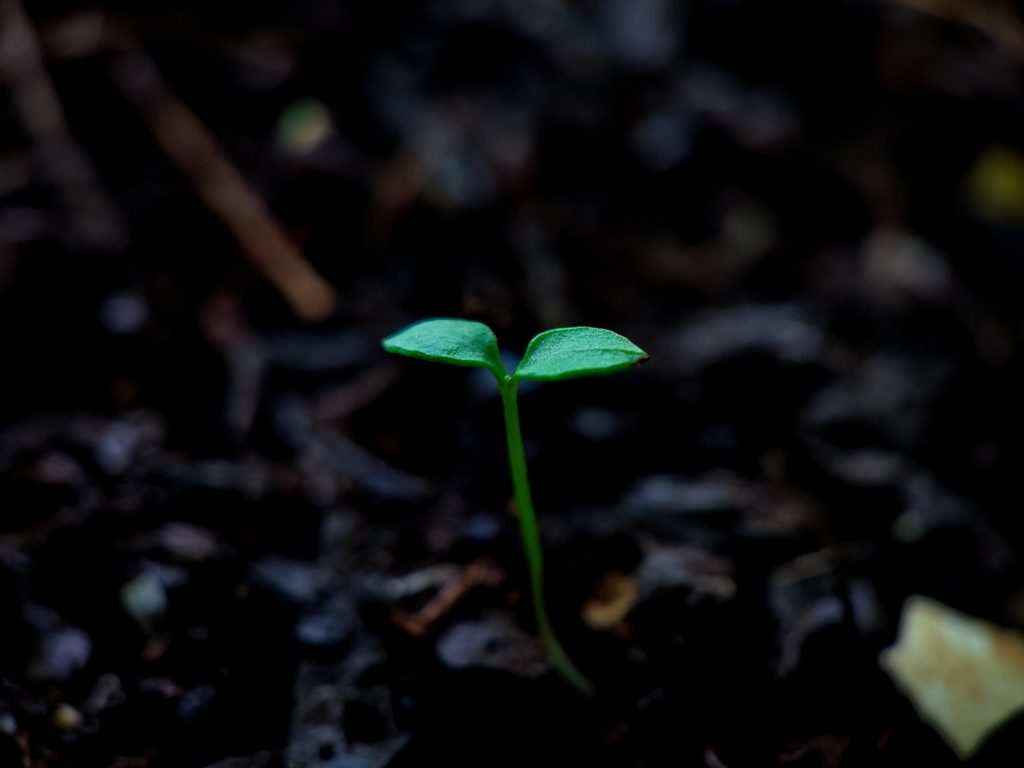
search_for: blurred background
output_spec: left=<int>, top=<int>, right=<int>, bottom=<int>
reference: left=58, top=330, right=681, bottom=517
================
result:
left=3, top=0, right=1024, bottom=765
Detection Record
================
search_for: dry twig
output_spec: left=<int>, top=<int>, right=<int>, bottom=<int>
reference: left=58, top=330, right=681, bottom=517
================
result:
left=885, top=0, right=1024, bottom=59
left=0, top=0, right=125, bottom=249
left=109, top=48, right=336, bottom=321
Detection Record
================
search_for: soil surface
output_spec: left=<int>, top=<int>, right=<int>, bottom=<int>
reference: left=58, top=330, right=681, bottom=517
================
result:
left=2, top=0, right=1024, bottom=766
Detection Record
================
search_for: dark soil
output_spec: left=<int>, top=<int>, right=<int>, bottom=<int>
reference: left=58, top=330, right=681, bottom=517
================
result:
left=2, top=0, right=1024, bottom=766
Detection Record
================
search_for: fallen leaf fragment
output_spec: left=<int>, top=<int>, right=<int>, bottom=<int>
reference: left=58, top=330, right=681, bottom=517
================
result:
left=880, top=595, right=1024, bottom=759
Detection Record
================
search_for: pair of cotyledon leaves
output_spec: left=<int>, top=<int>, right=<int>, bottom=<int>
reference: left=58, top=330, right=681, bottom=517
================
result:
left=382, top=319, right=647, bottom=381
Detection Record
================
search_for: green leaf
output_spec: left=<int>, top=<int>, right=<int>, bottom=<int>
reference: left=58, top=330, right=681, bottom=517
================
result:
left=382, top=318, right=505, bottom=377
left=514, top=326, right=647, bottom=381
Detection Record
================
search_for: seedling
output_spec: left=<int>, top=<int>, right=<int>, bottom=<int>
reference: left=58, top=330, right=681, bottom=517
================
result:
left=382, top=318, right=648, bottom=694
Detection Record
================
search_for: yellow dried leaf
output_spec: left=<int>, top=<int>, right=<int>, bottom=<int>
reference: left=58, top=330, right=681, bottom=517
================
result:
left=965, top=146, right=1024, bottom=222
left=583, top=572, right=638, bottom=630
left=880, top=596, right=1024, bottom=759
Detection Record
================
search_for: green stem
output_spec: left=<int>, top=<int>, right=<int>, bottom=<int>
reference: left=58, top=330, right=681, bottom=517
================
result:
left=499, top=376, right=593, bottom=695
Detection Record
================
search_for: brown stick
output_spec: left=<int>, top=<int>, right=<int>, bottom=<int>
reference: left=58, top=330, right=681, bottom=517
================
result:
left=110, top=48, right=336, bottom=321
left=390, top=562, right=504, bottom=637
left=885, top=0, right=1024, bottom=60
left=0, top=0, right=125, bottom=249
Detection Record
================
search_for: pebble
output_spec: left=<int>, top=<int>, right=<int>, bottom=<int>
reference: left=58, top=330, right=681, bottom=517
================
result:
left=84, top=674, right=123, bottom=714
left=620, top=474, right=750, bottom=519
left=635, top=541, right=736, bottom=605
left=671, top=304, right=824, bottom=372
left=436, top=612, right=546, bottom=677
left=570, top=406, right=625, bottom=442
left=296, top=593, right=358, bottom=652
left=253, top=558, right=321, bottom=604
left=152, top=522, right=222, bottom=563
left=0, top=713, right=16, bottom=736
left=51, top=703, right=82, bottom=731
left=99, top=290, right=149, bottom=336
left=120, top=570, right=168, bottom=631
left=201, top=750, right=274, bottom=768
left=24, top=606, right=92, bottom=682
left=276, top=98, right=333, bottom=154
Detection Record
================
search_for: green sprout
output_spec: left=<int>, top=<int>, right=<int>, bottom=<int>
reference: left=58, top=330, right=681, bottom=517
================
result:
left=382, top=318, right=648, bottom=694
